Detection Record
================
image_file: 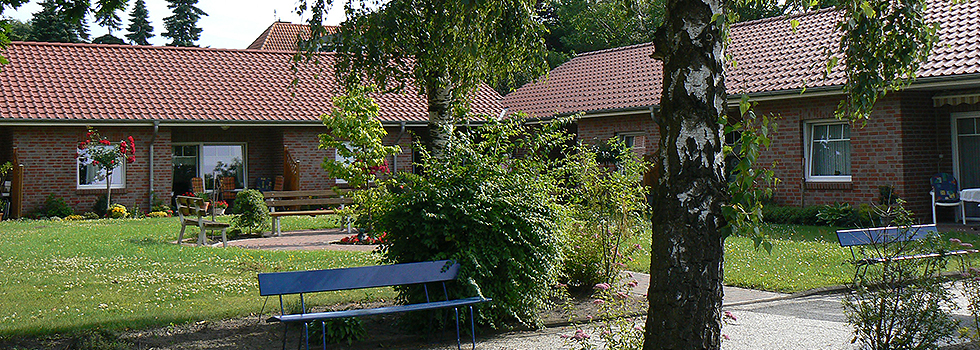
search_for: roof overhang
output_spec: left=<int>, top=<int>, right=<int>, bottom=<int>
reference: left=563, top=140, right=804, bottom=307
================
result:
left=0, top=119, right=430, bottom=127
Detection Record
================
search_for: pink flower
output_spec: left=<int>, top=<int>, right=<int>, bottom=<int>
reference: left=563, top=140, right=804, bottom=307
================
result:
left=601, top=330, right=612, bottom=336
left=724, top=311, right=737, bottom=321
left=951, top=238, right=962, bottom=244
left=592, top=299, right=605, bottom=305
left=616, top=291, right=628, bottom=299
left=963, top=242, right=974, bottom=248
left=571, top=329, right=590, bottom=341
left=627, top=280, right=639, bottom=288
left=723, top=334, right=730, bottom=341
left=594, top=283, right=611, bottom=291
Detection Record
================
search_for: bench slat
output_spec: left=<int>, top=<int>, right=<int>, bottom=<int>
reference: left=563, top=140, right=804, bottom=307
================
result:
left=271, top=297, right=491, bottom=323
left=836, top=224, right=938, bottom=247
left=263, top=189, right=351, bottom=198
left=265, top=198, right=352, bottom=207
left=269, top=210, right=337, bottom=217
left=258, top=260, right=460, bottom=296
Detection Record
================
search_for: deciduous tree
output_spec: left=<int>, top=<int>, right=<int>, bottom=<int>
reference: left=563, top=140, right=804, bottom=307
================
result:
left=298, top=0, right=550, bottom=157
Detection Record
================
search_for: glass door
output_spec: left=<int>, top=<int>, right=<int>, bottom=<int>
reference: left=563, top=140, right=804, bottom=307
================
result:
left=955, top=115, right=980, bottom=219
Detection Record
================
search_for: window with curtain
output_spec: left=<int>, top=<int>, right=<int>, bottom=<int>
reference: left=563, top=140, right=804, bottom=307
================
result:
left=806, top=122, right=851, bottom=181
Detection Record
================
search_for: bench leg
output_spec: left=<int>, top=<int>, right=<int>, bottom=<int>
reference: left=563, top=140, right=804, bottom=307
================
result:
left=455, top=307, right=461, bottom=350
left=304, top=322, right=309, bottom=350
left=178, top=224, right=186, bottom=245
left=281, top=323, right=288, bottom=350
left=198, top=225, right=207, bottom=246
left=275, top=217, right=282, bottom=237
left=220, top=228, right=227, bottom=248
left=470, top=306, right=476, bottom=350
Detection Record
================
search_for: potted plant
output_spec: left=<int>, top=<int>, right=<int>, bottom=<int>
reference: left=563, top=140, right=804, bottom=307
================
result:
left=212, top=201, right=228, bottom=216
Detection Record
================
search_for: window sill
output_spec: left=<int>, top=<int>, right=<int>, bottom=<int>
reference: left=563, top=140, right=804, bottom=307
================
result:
left=805, top=182, right=852, bottom=190
left=77, top=188, right=127, bottom=195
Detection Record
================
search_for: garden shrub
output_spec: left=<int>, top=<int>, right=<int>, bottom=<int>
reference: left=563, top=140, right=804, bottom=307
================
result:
left=842, top=200, right=957, bottom=350
left=146, top=211, right=170, bottom=218
left=762, top=205, right=827, bottom=226
left=43, top=194, right=74, bottom=218
left=307, top=318, right=365, bottom=345
left=376, top=116, right=571, bottom=328
left=82, top=212, right=100, bottom=220
left=557, top=138, right=649, bottom=288
left=231, top=189, right=269, bottom=235
left=65, top=214, right=86, bottom=221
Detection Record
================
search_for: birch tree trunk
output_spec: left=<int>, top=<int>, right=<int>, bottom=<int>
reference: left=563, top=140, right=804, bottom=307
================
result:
left=426, top=76, right=455, bottom=158
left=643, top=0, right=727, bottom=346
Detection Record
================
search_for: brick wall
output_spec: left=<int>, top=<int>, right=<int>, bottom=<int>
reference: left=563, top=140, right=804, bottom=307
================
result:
left=11, top=126, right=166, bottom=215
left=577, top=111, right=660, bottom=156
left=282, top=125, right=418, bottom=190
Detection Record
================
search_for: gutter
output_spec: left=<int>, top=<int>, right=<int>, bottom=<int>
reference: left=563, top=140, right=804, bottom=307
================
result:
left=149, top=121, right=159, bottom=201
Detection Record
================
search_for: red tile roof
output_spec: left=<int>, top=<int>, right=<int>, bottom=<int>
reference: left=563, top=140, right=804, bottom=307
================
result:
left=503, top=0, right=980, bottom=117
left=0, top=42, right=502, bottom=123
left=246, top=21, right=338, bottom=52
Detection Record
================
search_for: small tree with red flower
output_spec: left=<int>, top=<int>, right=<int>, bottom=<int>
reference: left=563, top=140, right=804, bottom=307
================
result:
left=77, top=128, right=136, bottom=215
left=319, top=86, right=401, bottom=240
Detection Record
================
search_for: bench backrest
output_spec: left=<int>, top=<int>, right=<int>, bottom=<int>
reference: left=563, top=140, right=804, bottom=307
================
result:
left=836, top=224, right=938, bottom=247
left=258, top=260, right=460, bottom=296
left=175, top=195, right=207, bottom=220
left=263, top=189, right=353, bottom=207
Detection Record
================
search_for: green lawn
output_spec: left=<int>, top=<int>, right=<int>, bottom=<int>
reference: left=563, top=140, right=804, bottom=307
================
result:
left=0, top=216, right=386, bottom=337
left=627, top=224, right=980, bottom=294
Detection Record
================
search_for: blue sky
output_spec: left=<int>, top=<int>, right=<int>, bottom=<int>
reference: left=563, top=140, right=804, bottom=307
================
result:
left=4, top=0, right=347, bottom=49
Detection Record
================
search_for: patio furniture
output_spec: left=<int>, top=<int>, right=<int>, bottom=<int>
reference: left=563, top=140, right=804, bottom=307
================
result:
left=930, top=173, right=966, bottom=224
left=191, top=177, right=204, bottom=194
left=258, top=260, right=491, bottom=350
left=263, top=189, right=353, bottom=236
left=220, top=176, right=237, bottom=202
left=175, top=195, right=230, bottom=247
left=837, top=224, right=978, bottom=280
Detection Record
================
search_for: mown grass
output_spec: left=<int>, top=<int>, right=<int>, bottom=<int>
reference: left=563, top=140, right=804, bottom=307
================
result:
left=627, top=224, right=980, bottom=293
left=0, top=216, right=387, bottom=337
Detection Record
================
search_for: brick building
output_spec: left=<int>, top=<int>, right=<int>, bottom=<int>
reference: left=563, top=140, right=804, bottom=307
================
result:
left=0, top=36, right=501, bottom=215
left=502, top=0, right=980, bottom=222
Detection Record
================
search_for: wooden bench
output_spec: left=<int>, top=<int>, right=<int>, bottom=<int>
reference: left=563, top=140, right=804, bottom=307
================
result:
left=175, top=195, right=231, bottom=247
left=837, top=224, right=977, bottom=277
left=263, top=189, right=353, bottom=237
left=258, top=260, right=491, bottom=350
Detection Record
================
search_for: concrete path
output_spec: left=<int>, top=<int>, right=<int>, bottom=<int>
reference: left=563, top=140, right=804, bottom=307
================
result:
left=226, top=230, right=975, bottom=350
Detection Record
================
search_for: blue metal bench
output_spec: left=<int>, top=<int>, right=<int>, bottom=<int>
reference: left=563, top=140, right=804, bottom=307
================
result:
left=258, top=260, right=491, bottom=350
left=836, top=224, right=977, bottom=278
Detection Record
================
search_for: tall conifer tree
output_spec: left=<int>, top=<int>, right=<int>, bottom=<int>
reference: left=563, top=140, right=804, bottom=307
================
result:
left=162, top=0, right=206, bottom=47
left=125, top=0, right=154, bottom=45
left=29, top=0, right=88, bottom=43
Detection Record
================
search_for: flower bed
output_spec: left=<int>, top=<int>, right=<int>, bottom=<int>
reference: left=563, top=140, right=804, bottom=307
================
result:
left=336, top=233, right=386, bottom=245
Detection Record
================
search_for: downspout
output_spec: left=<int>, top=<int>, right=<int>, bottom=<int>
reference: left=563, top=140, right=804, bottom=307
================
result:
left=391, top=122, right=407, bottom=172
left=149, top=121, right=159, bottom=205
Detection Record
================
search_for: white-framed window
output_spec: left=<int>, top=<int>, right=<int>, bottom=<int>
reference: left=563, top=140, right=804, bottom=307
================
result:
left=616, top=131, right=645, bottom=151
left=805, top=121, right=851, bottom=182
left=77, top=146, right=126, bottom=189
left=172, top=143, right=247, bottom=193
left=335, top=141, right=353, bottom=184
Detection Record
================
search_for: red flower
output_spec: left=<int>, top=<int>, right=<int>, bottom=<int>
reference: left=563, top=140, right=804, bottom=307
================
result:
left=99, top=139, right=110, bottom=145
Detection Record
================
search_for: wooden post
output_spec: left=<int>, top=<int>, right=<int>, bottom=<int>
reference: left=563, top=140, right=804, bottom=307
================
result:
left=10, top=147, right=23, bottom=219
